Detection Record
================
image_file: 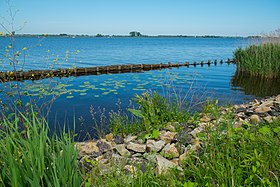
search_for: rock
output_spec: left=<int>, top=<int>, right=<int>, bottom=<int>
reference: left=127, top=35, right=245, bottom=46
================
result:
left=170, top=158, right=180, bottom=166
left=235, top=107, right=246, bottom=113
left=161, top=143, right=179, bottom=159
left=160, top=131, right=176, bottom=144
left=124, top=135, right=137, bottom=143
left=179, top=153, right=188, bottom=162
left=114, top=135, right=124, bottom=144
left=255, top=107, right=271, bottom=113
left=165, top=122, right=177, bottom=132
left=132, top=153, right=142, bottom=157
left=200, top=116, right=211, bottom=123
left=105, top=133, right=114, bottom=142
left=245, top=110, right=254, bottom=116
left=97, top=140, right=112, bottom=154
left=250, top=114, right=261, bottom=124
left=268, top=110, right=280, bottom=117
left=146, top=140, right=165, bottom=152
left=112, top=154, right=127, bottom=166
left=190, top=126, right=204, bottom=137
left=76, top=141, right=100, bottom=156
left=191, top=138, right=201, bottom=152
left=155, top=155, right=183, bottom=175
left=115, top=144, right=131, bottom=157
left=259, top=100, right=274, bottom=108
left=124, top=165, right=137, bottom=174
left=174, top=130, right=193, bottom=145
left=127, top=142, right=146, bottom=153
left=264, top=116, right=273, bottom=123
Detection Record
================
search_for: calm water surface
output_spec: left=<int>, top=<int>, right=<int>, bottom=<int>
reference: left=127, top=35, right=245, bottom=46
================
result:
left=2, top=37, right=278, bottom=138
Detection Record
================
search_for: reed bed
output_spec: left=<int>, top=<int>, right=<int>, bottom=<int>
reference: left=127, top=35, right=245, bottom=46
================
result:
left=234, top=30, right=280, bottom=78
left=234, top=43, right=280, bottom=78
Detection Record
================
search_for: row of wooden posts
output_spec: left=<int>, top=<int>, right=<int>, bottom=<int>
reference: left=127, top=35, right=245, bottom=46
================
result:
left=0, top=58, right=236, bottom=82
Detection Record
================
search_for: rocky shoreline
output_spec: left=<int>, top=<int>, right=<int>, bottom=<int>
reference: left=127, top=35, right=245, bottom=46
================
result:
left=75, top=94, right=280, bottom=175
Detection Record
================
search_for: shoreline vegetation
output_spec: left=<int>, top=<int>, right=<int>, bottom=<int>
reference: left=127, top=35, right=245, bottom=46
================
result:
left=234, top=29, right=280, bottom=79
left=1, top=93, right=280, bottom=186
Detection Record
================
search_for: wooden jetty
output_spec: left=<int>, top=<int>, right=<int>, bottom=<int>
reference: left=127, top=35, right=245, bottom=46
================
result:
left=0, top=58, right=236, bottom=82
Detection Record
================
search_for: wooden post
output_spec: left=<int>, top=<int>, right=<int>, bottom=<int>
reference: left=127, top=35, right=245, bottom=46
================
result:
left=193, top=61, right=197, bottom=67
left=220, top=59, right=223, bottom=64
left=227, top=58, right=231, bottom=64
left=201, top=60, right=204, bottom=66
left=214, top=59, right=217, bottom=66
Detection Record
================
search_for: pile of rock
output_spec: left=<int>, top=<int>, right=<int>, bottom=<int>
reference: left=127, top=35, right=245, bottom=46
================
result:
left=75, top=95, right=280, bottom=175
left=76, top=122, right=199, bottom=175
left=233, top=95, right=280, bottom=127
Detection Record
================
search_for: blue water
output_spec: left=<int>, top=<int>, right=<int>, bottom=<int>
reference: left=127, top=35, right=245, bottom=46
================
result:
left=0, top=37, right=248, bottom=70
left=1, top=36, right=265, bottom=139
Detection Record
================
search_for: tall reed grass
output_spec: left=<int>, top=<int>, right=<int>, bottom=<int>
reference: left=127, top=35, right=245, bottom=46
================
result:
left=234, top=30, right=280, bottom=78
left=0, top=111, right=82, bottom=186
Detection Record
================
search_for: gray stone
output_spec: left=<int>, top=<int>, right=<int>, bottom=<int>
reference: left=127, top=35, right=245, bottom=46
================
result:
left=127, top=142, right=146, bottom=153
left=115, top=144, right=131, bottom=157
left=114, top=135, right=124, bottom=144
left=124, top=135, right=137, bottom=143
left=146, top=140, right=165, bottom=152
left=97, top=140, right=112, bottom=154
left=155, top=155, right=183, bottom=175
left=235, top=107, right=246, bottom=113
left=268, top=110, right=279, bottom=117
left=76, top=141, right=100, bottom=156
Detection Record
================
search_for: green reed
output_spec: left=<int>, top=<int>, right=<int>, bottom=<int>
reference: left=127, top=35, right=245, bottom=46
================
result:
left=0, top=111, right=82, bottom=187
left=234, top=42, right=280, bottom=78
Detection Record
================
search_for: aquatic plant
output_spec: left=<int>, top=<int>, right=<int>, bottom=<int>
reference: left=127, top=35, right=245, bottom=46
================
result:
left=234, top=30, right=280, bottom=78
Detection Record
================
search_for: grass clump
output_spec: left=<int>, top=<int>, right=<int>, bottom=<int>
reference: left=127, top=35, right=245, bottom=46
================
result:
left=234, top=42, right=280, bottom=78
left=110, top=91, right=190, bottom=136
left=0, top=111, right=82, bottom=187
left=183, top=117, right=280, bottom=186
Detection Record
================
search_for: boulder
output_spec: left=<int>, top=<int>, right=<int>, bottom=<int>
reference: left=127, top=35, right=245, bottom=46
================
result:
left=160, top=131, right=176, bottom=144
left=250, top=114, right=261, bottom=124
left=114, top=135, right=124, bottom=144
left=124, top=135, right=137, bottom=143
left=146, top=140, right=165, bottom=152
left=127, top=142, right=146, bottom=153
left=161, top=143, right=179, bottom=159
left=255, top=107, right=271, bottom=113
left=105, top=133, right=114, bottom=142
left=76, top=141, right=100, bottom=156
left=97, top=140, right=112, bottom=154
left=155, top=155, right=183, bottom=175
left=115, top=144, right=131, bottom=157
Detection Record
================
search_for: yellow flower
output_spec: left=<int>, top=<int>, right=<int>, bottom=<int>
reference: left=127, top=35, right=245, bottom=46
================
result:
left=22, top=47, right=27, bottom=51
left=31, top=74, right=34, bottom=77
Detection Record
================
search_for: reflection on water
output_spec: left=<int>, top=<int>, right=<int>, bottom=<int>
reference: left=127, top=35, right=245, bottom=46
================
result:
left=231, top=71, right=280, bottom=97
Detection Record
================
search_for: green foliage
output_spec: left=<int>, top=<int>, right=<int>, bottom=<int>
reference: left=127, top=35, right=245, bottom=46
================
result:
left=234, top=43, right=280, bottom=78
left=182, top=117, right=280, bottom=186
left=0, top=111, right=82, bottom=186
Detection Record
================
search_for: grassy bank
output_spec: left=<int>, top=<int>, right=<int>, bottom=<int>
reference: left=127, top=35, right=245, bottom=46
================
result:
left=234, top=42, right=280, bottom=78
left=1, top=93, right=280, bottom=186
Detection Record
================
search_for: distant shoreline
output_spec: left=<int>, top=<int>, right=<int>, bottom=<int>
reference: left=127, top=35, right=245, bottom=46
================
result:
left=0, top=34, right=259, bottom=39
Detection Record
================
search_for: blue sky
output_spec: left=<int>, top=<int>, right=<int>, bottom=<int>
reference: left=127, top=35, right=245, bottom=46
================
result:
left=0, top=0, right=280, bottom=36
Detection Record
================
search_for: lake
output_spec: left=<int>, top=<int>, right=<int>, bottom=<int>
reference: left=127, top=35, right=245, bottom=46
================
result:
left=1, top=37, right=280, bottom=139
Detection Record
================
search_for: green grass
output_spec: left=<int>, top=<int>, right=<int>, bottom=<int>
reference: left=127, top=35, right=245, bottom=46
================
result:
left=0, top=111, right=82, bottom=187
left=234, top=43, right=280, bottom=78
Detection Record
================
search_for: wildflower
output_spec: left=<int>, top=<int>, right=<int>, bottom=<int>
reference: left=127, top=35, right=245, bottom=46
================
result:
left=31, top=74, right=34, bottom=77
